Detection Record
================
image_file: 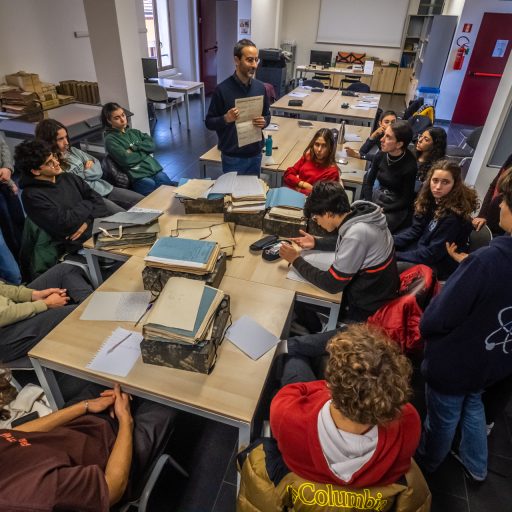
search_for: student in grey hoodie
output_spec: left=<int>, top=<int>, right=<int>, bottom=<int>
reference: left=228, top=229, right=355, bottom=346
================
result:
left=280, top=181, right=399, bottom=323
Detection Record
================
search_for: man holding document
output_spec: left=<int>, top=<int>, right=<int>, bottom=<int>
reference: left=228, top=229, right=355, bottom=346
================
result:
left=205, top=39, right=270, bottom=176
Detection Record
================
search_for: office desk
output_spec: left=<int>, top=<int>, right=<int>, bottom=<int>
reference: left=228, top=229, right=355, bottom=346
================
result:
left=157, top=78, right=205, bottom=131
left=270, top=87, right=381, bottom=127
left=199, top=116, right=342, bottom=184
left=29, top=255, right=295, bottom=451
left=83, top=185, right=343, bottom=329
left=295, top=65, right=374, bottom=84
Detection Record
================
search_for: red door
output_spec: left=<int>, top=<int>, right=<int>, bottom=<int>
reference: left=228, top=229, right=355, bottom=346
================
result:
left=197, top=0, right=218, bottom=95
left=452, top=13, right=512, bottom=125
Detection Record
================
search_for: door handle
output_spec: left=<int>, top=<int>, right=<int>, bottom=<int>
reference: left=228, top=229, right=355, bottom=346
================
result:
left=469, top=71, right=503, bottom=78
left=204, top=45, right=218, bottom=54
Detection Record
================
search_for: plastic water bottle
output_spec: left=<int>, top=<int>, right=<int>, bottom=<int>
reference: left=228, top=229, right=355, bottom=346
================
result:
left=299, top=78, right=304, bottom=88
left=265, top=134, right=273, bottom=156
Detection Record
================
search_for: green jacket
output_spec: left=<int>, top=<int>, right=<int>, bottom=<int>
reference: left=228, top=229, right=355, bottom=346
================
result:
left=104, top=127, right=162, bottom=181
left=0, top=282, right=46, bottom=327
left=19, top=218, right=64, bottom=282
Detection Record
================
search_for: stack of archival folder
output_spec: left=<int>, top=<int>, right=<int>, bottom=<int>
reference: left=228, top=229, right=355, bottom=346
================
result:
left=141, top=277, right=230, bottom=373
left=93, top=211, right=160, bottom=250
left=144, top=237, right=220, bottom=275
left=265, top=187, right=306, bottom=220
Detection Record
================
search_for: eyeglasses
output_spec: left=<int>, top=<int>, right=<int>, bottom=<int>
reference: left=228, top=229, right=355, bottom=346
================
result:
left=42, top=154, right=59, bottom=169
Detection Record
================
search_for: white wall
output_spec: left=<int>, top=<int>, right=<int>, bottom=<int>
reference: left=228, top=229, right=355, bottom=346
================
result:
left=436, top=0, right=512, bottom=120
left=0, top=0, right=96, bottom=83
left=466, top=51, right=512, bottom=200
left=252, top=0, right=282, bottom=49
left=443, top=0, right=465, bottom=16
left=238, top=0, right=252, bottom=40
left=279, top=0, right=411, bottom=66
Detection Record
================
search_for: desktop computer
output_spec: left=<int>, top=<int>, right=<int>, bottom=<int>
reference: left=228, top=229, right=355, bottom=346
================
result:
left=309, top=50, right=332, bottom=68
left=142, top=58, right=159, bottom=82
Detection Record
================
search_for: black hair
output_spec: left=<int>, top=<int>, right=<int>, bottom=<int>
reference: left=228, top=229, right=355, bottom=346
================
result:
left=35, top=119, right=67, bottom=154
left=379, top=110, right=397, bottom=122
left=234, top=39, right=257, bottom=59
left=14, top=139, right=52, bottom=177
left=420, top=126, right=447, bottom=162
left=101, top=102, right=124, bottom=128
left=304, top=181, right=351, bottom=218
left=498, top=166, right=512, bottom=211
left=389, top=120, right=413, bottom=151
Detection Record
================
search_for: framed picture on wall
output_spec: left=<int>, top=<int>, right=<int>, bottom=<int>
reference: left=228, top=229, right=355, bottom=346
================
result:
left=239, top=19, right=251, bottom=35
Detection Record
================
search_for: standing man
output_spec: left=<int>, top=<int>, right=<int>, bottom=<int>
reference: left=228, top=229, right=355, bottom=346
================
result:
left=205, top=39, right=270, bottom=175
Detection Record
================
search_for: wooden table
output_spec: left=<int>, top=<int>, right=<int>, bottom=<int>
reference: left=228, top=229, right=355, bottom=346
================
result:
left=270, top=87, right=381, bottom=127
left=28, top=256, right=295, bottom=452
left=295, top=65, right=374, bottom=85
left=83, top=186, right=343, bottom=329
left=199, top=116, right=370, bottom=188
left=157, top=78, right=205, bottom=131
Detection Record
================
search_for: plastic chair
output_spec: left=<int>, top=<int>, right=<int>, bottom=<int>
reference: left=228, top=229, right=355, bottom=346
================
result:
left=302, top=79, right=324, bottom=89
left=347, top=81, right=370, bottom=93
left=469, top=224, right=492, bottom=253
left=144, top=83, right=181, bottom=131
left=446, top=126, right=483, bottom=160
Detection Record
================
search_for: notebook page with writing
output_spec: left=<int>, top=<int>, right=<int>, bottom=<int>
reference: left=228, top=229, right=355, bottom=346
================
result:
left=87, top=328, right=142, bottom=377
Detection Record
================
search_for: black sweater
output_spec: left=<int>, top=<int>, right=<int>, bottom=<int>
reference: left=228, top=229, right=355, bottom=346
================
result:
left=20, top=172, right=110, bottom=243
left=205, top=74, right=270, bottom=157
left=362, top=150, right=418, bottom=213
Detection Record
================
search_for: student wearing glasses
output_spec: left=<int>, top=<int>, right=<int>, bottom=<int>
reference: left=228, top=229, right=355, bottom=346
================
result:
left=15, top=140, right=110, bottom=256
left=205, top=39, right=271, bottom=176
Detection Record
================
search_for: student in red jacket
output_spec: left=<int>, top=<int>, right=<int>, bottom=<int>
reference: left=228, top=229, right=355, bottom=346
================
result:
left=270, top=324, right=421, bottom=488
left=283, top=128, right=340, bottom=195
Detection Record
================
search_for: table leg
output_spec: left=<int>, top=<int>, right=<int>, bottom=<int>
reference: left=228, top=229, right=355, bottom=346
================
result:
left=325, top=302, right=341, bottom=331
left=185, top=92, right=191, bottom=131
left=30, top=358, right=64, bottom=411
left=84, top=249, right=103, bottom=288
left=200, top=85, right=206, bottom=120
left=237, top=423, right=251, bottom=490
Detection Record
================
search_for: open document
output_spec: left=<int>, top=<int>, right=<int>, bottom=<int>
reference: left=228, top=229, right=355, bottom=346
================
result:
left=235, top=95, right=263, bottom=147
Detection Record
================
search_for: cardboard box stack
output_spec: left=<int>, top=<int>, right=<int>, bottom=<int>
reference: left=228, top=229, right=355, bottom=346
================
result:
left=58, top=80, right=100, bottom=105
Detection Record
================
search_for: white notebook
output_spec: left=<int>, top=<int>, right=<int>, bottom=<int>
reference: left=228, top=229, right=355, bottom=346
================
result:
left=87, top=328, right=142, bottom=377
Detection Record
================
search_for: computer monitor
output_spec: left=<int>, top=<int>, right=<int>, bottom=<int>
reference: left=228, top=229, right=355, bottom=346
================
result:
left=141, top=58, right=159, bottom=82
left=310, top=50, right=332, bottom=67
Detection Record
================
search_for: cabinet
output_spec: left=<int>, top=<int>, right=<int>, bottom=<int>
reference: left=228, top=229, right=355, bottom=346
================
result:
left=331, top=64, right=372, bottom=89
left=393, top=68, right=414, bottom=94
left=370, top=66, right=397, bottom=93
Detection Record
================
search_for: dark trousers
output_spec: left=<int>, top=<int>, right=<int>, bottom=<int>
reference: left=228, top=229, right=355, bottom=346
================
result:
left=0, top=264, right=93, bottom=362
left=280, top=327, right=347, bottom=387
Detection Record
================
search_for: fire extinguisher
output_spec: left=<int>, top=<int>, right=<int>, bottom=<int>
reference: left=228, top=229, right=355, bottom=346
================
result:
left=453, top=36, right=470, bottom=70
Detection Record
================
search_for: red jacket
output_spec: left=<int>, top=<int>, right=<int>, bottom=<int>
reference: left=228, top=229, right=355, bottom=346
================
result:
left=283, top=154, right=339, bottom=195
left=270, top=380, right=421, bottom=488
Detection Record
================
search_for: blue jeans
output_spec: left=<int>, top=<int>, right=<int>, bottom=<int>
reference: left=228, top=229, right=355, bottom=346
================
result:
left=221, top=153, right=262, bottom=176
left=418, top=384, right=487, bottom=480
left=0, top=228, right=21, bottom=284
left=132, top=171, right=172, bottom=196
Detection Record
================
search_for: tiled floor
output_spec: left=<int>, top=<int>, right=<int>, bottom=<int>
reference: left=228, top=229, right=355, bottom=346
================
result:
left=126, top=94, right=511, bottom=511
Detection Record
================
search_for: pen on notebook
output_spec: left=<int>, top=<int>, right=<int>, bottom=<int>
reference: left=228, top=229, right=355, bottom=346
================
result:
left=134, top=303, right=154, bottom=327
left=107, top=332, right=132, bottom=354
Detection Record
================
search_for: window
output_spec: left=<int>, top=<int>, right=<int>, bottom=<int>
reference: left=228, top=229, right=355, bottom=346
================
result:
left=144, top=0, right=173, bottom=70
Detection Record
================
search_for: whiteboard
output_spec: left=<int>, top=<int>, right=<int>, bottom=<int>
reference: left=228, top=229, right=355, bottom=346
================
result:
left=317, top=0, right=409, bottom=48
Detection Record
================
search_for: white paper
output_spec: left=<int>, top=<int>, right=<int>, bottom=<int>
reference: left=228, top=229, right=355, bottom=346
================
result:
left=161, top=277, right=204, bottom=331
left=236, top=120, right=261, bottom=147
left=363, top=60, right=375, bottom=74
left=235, top=96, right=264, bottom=148
left=232, top=175, right=265, bottom=199
left=128, top=207, right=163, bottom=214
left=265, top=123, right=280, bottom=131
left=262, top=155, right=276, bottom=165
left=289, top=92, right=309, bottom=98
left=226, top=315, right=279, bottom=360
left=344, top=133, right=362, bottom=142
left=87, top=328, right=142, bottom=377
left=287, top=251, right=336, bottom=284
left=352, top=105, right=370, bottom=110
left=210, top=172, right=237, bottom=195
left=80, top=291, right=151, bottom=321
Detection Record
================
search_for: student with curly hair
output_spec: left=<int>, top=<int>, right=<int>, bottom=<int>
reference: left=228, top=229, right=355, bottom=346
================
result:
left=283, top=128, right=340, bottom=195
left=393, top=159, right=478, bottom=280
left=414, top=127, right=447, bottom=182
left=35, top=119, right=143, bottom=212
left=270, top=324, right=420, bottom=487
left=418, top=168, right=512, bottom=482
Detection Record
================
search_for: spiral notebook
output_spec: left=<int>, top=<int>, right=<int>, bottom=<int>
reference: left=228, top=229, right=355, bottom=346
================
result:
left=87, top=327, right=142, bottom=377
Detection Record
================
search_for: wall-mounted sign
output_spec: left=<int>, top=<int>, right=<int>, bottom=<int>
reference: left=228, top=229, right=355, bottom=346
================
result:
left=492, top=39, right=509, bottom=58
left=462, top=23, right=472, bottom=33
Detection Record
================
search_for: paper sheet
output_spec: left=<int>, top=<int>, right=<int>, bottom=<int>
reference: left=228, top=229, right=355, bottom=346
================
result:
left=289, top=92, right=309, bottom=98
left=128, top=207, right=163, bottom=214
left=175, top=179, right=213, bottom=199
left=287, top=251, right=336, bottom=284
left=344, top=133, right=362, bottom=142
left=235, top=96, right=263, bottom=147
left=265, top=123, right=280, bottom=131
left=80, top=291, right=151, bottom=321
left=175, top=219, right=236, bottom=256
left=150, top=277, right=204, bottom=331
left=87, top=328, right=142, bottom=377
left=210, top=172, right=237, bottom=195
left=225, top=315, right=279, bottom=360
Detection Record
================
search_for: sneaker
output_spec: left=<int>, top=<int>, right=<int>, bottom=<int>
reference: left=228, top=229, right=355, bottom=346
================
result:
left=486, top=422, right=495, bottom=436
left=450, top=450, right=486, bottom=483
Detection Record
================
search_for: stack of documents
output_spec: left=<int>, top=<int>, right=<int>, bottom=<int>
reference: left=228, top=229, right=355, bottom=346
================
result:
left=143, top=277, right=225, bottom=345
left=173, top=219, right=236, bottom=257
left=212, top=173, right=267, bottom=214
left=93, top=211, right=161, bottom=249
left=266, top=187, right=306, bottom=221
left=144, top=236, right=220, bottom=275
left=175, top=178, right=224, bottom=201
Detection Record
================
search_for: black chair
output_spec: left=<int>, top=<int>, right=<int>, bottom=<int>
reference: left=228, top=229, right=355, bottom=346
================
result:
left=469, top=225, right=492, bottom=253
left=101, top=155, right=131, bottom=189
left=446, top=126, right=483, bottom=160
left=402, top=97, right=425, bottom=120
left=302, top=79, right=324, bottom=89
left=341, top=74, right=362, bottom=90
left=347, top=81, right=370, bottom=93
left=144, top=83, right=182, bottom=131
